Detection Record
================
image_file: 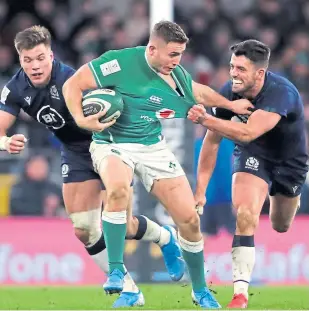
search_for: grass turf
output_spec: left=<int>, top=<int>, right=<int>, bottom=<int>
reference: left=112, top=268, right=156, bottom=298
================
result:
left=0, top=285, right=308, bottom=310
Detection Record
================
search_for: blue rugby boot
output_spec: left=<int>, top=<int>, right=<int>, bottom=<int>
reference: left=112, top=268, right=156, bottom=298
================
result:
left=192, top=287, right=222, bottom=309
left=112, top=290, right=145, bottom=308
left=160, top=225, right=185, bottom=281
left=103, top=269, right=125, bottom=295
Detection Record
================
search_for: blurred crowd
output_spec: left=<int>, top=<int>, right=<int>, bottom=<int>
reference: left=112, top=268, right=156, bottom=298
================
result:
left=0, top=0, right=309, bottom=223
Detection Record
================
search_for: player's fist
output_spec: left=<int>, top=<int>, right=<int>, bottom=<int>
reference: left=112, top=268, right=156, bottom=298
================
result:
left=194, top=190, right=207, bottom=215
left=187, top=104, right=209, bottom=124
left=231, top=99, right=254, bottom=115
left=4, top=134, right=28, bottom=154
left=75, top=110, right=116, bottom=133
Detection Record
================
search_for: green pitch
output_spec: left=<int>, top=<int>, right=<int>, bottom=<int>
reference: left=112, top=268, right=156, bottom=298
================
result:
left=0, top=285, right=308, bottom=310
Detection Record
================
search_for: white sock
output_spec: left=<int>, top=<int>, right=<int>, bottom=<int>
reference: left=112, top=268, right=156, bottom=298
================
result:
left=140, top=216, right=171, bottom=247
left=123, top=271, right=139, bottom=293
left=232, top=246, right=255, bottom=299
left=91, top=248, right=109, bottom=274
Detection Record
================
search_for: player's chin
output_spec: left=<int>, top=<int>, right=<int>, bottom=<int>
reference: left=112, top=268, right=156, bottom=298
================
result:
left=231, top=84, right=245, bottom=93
left=30, top=76, right=48, bottom=87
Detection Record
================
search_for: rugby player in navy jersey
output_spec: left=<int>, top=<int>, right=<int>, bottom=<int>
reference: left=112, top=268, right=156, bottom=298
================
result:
left=0, top=25, right=185, bottom=308
left=188, top=39, right=309, bottom=309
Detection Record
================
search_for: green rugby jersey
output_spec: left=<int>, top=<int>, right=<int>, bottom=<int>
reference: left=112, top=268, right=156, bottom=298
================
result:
left=88, top=46, right=196, bottom=145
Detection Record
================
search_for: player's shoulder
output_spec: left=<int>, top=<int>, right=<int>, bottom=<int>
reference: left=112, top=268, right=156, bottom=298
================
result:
left=265, top=71, right=300, bottom=98
left=1, top=68, right=27, bottom=99
left=52, top=59, right=75, bottom=84
left=102, top=46, right=145, bottom=60
left=219, top=80, right=233, bottom=99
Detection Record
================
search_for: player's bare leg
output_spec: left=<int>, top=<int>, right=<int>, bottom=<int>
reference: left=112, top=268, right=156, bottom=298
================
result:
left=152, top=175, right=221, bottom=309
left=63, top=178, right=140, bottom=298
left=97, top=155, right=133, bottom=294
left=227, top=172, right=268, bottom=309
left=269, top=193, right=300, bottom=233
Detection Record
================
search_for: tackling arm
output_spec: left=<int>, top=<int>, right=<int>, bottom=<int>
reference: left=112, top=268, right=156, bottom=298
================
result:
left=199, top=108, right=281, bottom=143
left=0, top=110, right=26, bottom=153
left=196, top=130, right=223, bottom=196
left=192, top=81, right=254, bottom=115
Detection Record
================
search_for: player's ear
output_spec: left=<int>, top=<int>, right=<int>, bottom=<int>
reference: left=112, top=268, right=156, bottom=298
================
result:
left=148, top=44, right=156, bottom=56
left=50, top=50, right=54, bottom=61
left=257, top=68, right=265, bottom=79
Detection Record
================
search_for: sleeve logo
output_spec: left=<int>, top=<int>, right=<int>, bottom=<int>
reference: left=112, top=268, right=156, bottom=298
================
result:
left=100, top=59, right=121, bottom=76
left=1, top=86, right=10, bottom=104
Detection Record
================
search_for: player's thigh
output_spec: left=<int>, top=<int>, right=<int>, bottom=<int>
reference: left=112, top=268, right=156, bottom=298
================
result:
left=232, top=172, right=268, bottom=217
left=61, top=144, right=103, bottom=214
left=90, top=142, right=134, bottom=191
left=269, top=163, right=307, bottom=231
left=63, top=179, right=102, bottom=214
left=269, top=193, right=300, bottom=232
left=151, top=175, right=197, bottom=227
left=233, top=150, right=270, bottom=215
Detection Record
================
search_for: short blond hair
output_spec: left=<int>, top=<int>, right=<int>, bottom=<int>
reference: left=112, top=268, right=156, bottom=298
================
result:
left=14, top=25, right=51, bottom=53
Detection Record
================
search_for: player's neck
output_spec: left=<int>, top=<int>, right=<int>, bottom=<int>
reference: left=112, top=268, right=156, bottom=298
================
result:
left=242, top=76, right=265, bottom=100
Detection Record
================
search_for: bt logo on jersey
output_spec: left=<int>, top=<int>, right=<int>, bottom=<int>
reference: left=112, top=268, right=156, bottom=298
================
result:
left=37, top=105, right=65, bottom=129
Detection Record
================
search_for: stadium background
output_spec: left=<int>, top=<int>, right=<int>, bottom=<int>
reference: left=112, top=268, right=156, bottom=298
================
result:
left=0, top=0, right=308, bottom=307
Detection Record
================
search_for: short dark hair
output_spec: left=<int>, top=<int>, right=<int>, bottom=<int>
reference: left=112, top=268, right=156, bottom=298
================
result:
left=230, top=39, right=271, bottom=67
left=151, top=20, right=189, bottom=44
left=14, top=25, right=51, bottom=53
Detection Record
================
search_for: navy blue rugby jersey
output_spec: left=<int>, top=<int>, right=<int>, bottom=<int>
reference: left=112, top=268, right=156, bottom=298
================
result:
left=212, top=71, right=308, bottom=164
left=0, top=60, right=91, bottom=148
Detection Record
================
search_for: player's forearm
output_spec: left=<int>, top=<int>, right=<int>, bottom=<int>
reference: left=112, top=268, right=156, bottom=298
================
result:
left=62, top=78, right=84, bottom=122
left=200, top=114, right=252, bottom=143
left=196, top=140, right=219, bottom=194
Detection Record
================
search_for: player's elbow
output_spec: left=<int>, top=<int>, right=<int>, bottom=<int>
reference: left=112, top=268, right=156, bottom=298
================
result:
left=238, top=129, right=256, bottom=143
left=62, top=79, right=72, bottom=97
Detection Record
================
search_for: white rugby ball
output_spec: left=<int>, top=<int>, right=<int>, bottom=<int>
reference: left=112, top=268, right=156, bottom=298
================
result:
left=82, top=89, right=124, bottom=123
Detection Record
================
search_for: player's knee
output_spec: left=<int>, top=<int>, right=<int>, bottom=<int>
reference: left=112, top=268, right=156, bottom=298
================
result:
left=69, top=209, right=102, bottom=246
left=271, top=221, right=290, bottom=233
left=107, top=185, right=130, bottom=209
left=178, top=211, right=200, bottom=235
left=235, top=205, right=259, bottom=232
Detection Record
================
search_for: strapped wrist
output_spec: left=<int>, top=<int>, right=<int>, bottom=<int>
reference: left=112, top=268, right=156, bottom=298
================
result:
left=0, top=136, right=10, bottom=151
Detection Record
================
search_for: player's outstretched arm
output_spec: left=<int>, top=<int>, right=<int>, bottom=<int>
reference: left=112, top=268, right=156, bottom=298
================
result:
left=195, top=129, right=222, bottom=214
left=188, top=104, right=281, bottom=143
left=0, top=110, right=27, bottom=153
left=192, top=81, right=254, bottom=115
left=63, top=64, right=115, bottom=132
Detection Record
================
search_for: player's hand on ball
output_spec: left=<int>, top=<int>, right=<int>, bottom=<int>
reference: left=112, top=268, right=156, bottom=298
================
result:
left=187, top=104, right=209, bottom=124
left=76, top=110, right=116, bottom=132
left=232, top=99, right=254, bottom=115
left=5, top=134, right=28, bottom=154
left=194, top=190, right=206, bottom=215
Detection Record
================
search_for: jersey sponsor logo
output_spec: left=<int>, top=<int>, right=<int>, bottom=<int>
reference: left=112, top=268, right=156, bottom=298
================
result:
left=140, top=115, right=155, bottom=122
left=149, top=95, right=163, bottom=105
left=155, top=108, right=175, bottom=119
left=62, top=164, right=69, bottom=177
left=1, top=86, right=10, bottom=104
left=100, top=59, right=121, bottom=76
left=111, top=148, right=121, bottom=155
left=245, top=157, right=259, bottom=171
left=37, top=105, right=65, bottom=129
left=50, top=85, right=60, bottom=100
left=24, top=96, right=31, bottom=105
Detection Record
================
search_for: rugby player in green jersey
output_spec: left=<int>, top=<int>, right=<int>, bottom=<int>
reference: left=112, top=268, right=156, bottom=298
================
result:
left=63, top=21, right=253, bottom=309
